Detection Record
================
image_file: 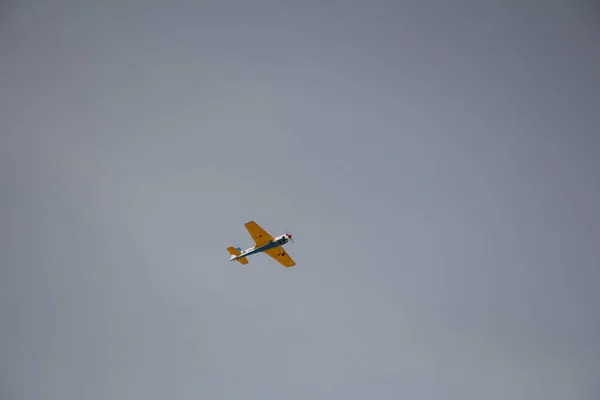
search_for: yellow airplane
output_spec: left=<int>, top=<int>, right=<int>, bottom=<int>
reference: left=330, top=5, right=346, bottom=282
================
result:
left=227, top=220, right=296, bottom=267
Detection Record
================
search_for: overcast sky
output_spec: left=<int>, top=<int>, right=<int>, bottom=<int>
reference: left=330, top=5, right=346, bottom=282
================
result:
left=1, top=1, right=599, bottom=399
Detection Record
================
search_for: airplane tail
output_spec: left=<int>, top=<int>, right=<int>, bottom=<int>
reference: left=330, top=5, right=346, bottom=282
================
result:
left=227, top=246, right=249, bottom=265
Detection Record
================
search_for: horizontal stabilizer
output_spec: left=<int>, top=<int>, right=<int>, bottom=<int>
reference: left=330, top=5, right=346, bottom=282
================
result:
left=227, top=246, right=241, bottom=256
left=227, top=246, right=249, bottom=265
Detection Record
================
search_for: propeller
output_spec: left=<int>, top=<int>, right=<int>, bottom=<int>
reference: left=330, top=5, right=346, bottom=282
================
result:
left=285, top=229, right=294, bottom=243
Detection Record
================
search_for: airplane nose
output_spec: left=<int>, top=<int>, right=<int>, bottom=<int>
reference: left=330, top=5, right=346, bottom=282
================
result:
left=288, top=234, right=292, bottom=238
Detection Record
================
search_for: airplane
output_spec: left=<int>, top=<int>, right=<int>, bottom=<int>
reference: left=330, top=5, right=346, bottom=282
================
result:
left=227, top=220, right=296, bottom=267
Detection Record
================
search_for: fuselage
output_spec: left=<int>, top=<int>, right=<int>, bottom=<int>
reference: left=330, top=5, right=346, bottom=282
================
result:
left=232, top=235, right=290, bottom=261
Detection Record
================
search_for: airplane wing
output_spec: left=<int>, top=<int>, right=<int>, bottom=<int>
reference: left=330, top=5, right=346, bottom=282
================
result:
left=244, top=220, right=274, bottom=247
left=263, top=247, right=296, bottom=268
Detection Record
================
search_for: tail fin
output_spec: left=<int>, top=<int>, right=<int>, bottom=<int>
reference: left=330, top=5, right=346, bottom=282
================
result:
left=227, top=246, right=249, bottom=265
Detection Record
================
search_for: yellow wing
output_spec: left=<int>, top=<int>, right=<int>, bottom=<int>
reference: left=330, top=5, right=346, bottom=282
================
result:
left=263, top=247, right=296, bottom=268
left=244, top=220, right=274, bottom=247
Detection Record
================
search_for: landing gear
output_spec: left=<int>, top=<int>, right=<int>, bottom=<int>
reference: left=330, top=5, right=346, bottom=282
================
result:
left=277, top=244, right=286, bottom=257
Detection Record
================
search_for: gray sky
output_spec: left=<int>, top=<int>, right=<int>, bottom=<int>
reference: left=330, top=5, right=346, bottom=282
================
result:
left=1, top=1, right=599, bottom=399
